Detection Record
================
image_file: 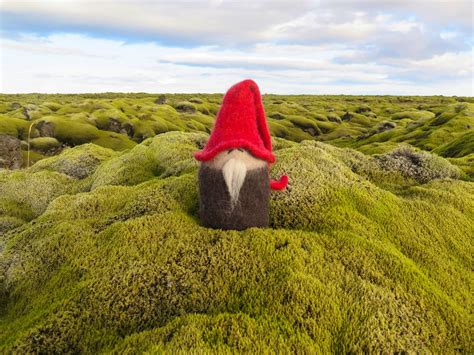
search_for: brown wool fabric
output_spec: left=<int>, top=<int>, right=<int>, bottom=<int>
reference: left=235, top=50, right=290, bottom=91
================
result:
left=198, top=165, right=270, bottom=230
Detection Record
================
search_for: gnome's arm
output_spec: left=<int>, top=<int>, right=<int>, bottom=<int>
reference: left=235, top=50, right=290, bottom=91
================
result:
left=270, top=175, right=288, bottom=190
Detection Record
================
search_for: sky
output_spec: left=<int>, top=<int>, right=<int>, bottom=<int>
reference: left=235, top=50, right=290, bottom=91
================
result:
left=0, top=0, right=473, bottom=95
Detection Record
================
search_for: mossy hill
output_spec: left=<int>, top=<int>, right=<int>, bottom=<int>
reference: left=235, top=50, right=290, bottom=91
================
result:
left=0, top=93, right=473, bottom=351
left=1, top=93, right=473, bottom=179
left=0, top=128, right=472, bottom=352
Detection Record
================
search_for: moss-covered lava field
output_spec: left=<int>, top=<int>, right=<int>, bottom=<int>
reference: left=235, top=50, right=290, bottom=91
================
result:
left=0, top=94, right=473, bottom=352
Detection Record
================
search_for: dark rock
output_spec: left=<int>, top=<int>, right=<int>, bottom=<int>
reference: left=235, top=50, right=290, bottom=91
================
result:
left=11, top=102, right=21, bottom=110
left=0, top=135, right=23, bottom=169
left=175, top=102, right=196, bottom=113
left=29, top=137, right=62, bottom=155
left=407, top=121, right=421, bottom=129
left=269, top=112, right=286, bottom=120
left=23, top=107, right=31, bottom=120
left=342, top=112, right=353, bottom=121
left=304, top=127, right=320, bottom=136
left=355, top=106, right=371, bottom=113
left=121, top=122, right=135, bottom=138
left=103, top=118, right=122, bottom=133
left=23, top=104, right=38, bottom=121
left=155, top=95, right=167, bottom=104
left=36, top=121, right=55, bottom=137
left=379, top=121, right=396, bottom=131
left=357, top=121, right=396, bottom=141
left=327, top=114, right=341, bottom=123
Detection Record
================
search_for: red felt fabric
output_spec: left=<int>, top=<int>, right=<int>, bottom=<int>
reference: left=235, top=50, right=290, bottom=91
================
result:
left=270, top=175, right=289, bottom=190
left=194, top=79, right=275, bottom=163
left=195, top=79, right=288, bottom=191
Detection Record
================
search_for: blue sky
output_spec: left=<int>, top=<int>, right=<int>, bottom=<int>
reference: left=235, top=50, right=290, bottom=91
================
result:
left=0, top=0, right=472, bottom=95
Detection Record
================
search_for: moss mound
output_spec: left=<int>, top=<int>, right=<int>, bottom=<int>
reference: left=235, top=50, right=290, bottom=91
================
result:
left=29, top=137, right=61, bottom=154
left=0, top=169, right=78, bottom=228
left=375, top=145, right=461, bottom=184
left=391, top=110, right=434, bottom=120
left=91, top=131, right=206, bottom=189
left=174, top=101, right=197, bottom=113
left=29, top=143, right=117, bottom=179
left=0, top=132, right=472, bottom=353
left=0, top=116, right=30, bottom=139
left=433, top=131, right=474, bottom=158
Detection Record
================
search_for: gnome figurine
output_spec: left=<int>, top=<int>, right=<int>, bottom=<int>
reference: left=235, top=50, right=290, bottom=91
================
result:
left=194, top=79, right=288, bottom=230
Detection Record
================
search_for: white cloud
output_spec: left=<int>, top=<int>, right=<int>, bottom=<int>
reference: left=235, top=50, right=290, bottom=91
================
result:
left=2, top=0, right=472, bottom=48
left=440, top=31, right=459, bottom=41
left=1, top=33, right=472, bottom=95
left=1, top=0, right=314, bottom=45
left=0, top=1, right=472, bottom=94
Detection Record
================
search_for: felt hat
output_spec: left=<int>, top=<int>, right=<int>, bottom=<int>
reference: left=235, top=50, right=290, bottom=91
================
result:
left=194, top=79, right=288, bottom=190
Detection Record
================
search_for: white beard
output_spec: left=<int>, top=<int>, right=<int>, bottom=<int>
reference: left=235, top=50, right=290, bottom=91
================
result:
left=222, top=158, right=247, bottom=210
left=203, top=149, right=267, bottom=211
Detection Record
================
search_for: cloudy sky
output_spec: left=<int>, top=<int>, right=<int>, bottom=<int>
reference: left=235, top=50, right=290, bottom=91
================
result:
left=0, top=0, right=472, bottom=95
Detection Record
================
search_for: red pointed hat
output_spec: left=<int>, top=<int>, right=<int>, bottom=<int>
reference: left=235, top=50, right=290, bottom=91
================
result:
left=194, top=79, right=288, bottom=190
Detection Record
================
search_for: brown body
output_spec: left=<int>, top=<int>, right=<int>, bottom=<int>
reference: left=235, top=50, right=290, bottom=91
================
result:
left=198, top=165, right=270, bottom=230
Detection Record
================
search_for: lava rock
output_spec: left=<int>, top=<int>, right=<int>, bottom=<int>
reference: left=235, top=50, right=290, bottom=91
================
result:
left=36, top=121, right=55, bottom=137
left=155, top=95, right=167, bottom=105
left=341, top=112, right=353, bottom=121
left=0, top=135, right=23, bottom=169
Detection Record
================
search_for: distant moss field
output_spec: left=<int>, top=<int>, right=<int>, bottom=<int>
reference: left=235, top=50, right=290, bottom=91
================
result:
left=0, top=93, right=473, bottom=353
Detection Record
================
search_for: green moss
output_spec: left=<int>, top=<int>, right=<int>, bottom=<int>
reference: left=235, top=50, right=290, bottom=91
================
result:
left=174, top=101, right=197, bottom=113
left=355, top=114, right=375, bottom=126
left=0, top=197, right=35, bottom=222
left=430, top=112, right=455, bottom=126
left=1, top=94, right=470, bottom=169
left=41, top=116, right=100, bottom=146
left=327, top=113, right=341, bottom=123
left=0, top=132, right=472, bottom=353
left=188, top=113, right=214, bottom=131
left=0, top=102, right=9, bottom=113
left=42, top=102, right=62, bottom=112
left=268, top=121, right=289, bottom=138
left=112, top=313, right=315, bottom=353
left=29, top=137, right=61, bottom=153
left=0, top=170, right=77, bottom=219
left=355, top=141, right=403, bottom=155
left=432, top=131, right=474, bottom=158
left=131, top=120, right=157, bottom=141
left=90, top=109, right=128, bottom=130
left=0, top=216, right=24, bottom=234
left=91, top=131, right=206, bottom=189
left=188, top=97, right=203, bottom=104
left=375, top=145, right=460, bottom=184
left=316, top=120, right=338, bottom=134
left=0, top=93, right=473, bottom=351
left=448, top=154, right=474, bottom=180
left=287, top=115, right=320, bottom=131
left=0, top=116, right=31, bottom=139
left=29, top=143, right=117, bottom=179
left=392, top=110, right=435, bottom=120
left=92, top=131, right=136, bottom=151
left=21, top=150, right=44, bottom=167
left=269, top=112, right=286, bottom=120
left=271, top=137, right=298, bottom=151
